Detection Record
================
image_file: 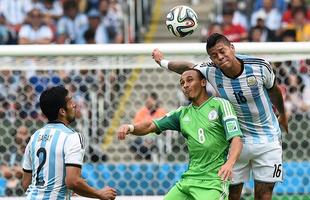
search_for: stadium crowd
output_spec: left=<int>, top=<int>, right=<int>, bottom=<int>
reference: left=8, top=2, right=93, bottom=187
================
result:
left=201, top=0, right=310, bottom=42
left=0, top=0, right=126, bottom=45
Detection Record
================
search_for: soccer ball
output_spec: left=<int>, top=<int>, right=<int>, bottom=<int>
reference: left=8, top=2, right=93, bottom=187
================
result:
left=166, top=5, right=198, bottom=37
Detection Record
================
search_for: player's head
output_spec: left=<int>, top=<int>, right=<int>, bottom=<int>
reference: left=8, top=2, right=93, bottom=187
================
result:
left=40, top=85, right=76, bottom=124
left=180, top=69, right=207, bottom=102
left=206, top=33, right=236, bottom=70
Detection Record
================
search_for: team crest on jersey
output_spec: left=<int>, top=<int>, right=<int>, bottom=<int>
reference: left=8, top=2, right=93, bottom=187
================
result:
left=226, top=121, right=238, bottom=133
left=208, top=110, right=218, bottom=121
left=246, top=75, right=257, bottom=87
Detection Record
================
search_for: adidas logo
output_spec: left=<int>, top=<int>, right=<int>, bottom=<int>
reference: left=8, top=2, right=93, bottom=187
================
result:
left=217, top=84, right=223, bottom=88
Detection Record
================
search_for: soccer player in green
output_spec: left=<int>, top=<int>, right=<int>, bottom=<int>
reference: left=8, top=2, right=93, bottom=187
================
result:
left=117, top=69, right=243, bottom=200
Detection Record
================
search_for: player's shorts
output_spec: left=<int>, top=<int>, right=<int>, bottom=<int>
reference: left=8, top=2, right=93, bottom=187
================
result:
left=231, top=141, right=283, bottom=185
left=164, top=178, right=229, bottom=200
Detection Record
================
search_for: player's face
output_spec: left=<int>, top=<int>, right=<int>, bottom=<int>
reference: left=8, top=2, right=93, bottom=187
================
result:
left=64, top=95, right=76, bottom=123
left=180, top=70, right=205, bottom=101
left=208, top=42, right=235, bottom=70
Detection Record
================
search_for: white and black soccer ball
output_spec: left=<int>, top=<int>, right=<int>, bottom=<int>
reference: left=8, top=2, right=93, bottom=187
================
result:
left=166, top=5, right=198, bottom=38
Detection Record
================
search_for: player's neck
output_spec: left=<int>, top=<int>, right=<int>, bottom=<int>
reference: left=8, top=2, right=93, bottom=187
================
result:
left=192, top=93, right=209, bottom=107
left=222, top=58, right=242, bottom=78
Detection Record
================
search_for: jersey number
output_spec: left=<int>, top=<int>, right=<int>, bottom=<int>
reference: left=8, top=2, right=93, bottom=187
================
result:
left=36, top=147, right=47, bottom=186
left=273, top=164, right=282, bottom=178
left=198, top=128, right=205, bottom=143
left=233, top=91, right=247, bottom=104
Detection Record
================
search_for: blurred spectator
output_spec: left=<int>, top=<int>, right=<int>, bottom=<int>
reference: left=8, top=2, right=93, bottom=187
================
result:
left=85, top=0, right=100, bottom=12
left=281, top=29, right=296, bottom=41
left=0, top=13, right=16, bottom=44
left=254, top=0, right=287, bottom=14
left=250, top=12, right=277, bottom=41
left=56, top=0, right=88, bottom=44
left=18, top=9, right=53, bottom=44
left=282, top=0, right=310, bottom=25
left=251, top=0, right=282, bottom=31
left=40, top=0, right=63, bottom=22
left=249, top=26, right=264, bottom=42
left=216, top=1, right=249, bottom=30
left=0, top=126, right=30, bottom=196
left=0, top=0, right=28, bottom=32
left=96, top=0, right=123, bottom=43
left=201, top=22, right=223, bottom=42
left=221, top=7, right=248, bottom=42
left=130, top=92, right=167, bottom=160
left=283, top=7, right=310, bottom=41
left=285, top=72, right=309, bottom=117
left=24, top=0, right=43, bottom=14
left=84, top=28, right=96, bottom=44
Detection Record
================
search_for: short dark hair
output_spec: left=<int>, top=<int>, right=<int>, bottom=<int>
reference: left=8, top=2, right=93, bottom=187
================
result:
left=206, top=33, right=231, bottom=53
left=183, top=68, right=205, bottom=80
left=39, top=86, right=68, bottom=121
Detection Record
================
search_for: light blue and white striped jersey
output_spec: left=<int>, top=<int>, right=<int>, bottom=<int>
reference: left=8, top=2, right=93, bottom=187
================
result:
left=195, top=54, right=281, bottom=144
left=23, top=122, right=85, bottom=200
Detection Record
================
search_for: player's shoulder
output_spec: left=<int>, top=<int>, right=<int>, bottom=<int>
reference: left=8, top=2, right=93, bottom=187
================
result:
left=211, top=97, right=232, bottom=106
left=66, top=131, right=86, bottom=149
left=238, top=54, right=272, bottom=72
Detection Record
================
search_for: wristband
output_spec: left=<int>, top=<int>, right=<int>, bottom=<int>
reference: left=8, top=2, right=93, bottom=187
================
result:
left=160, top=59, right=169, bottom=69
left=128, top=124, right=134, bottom=133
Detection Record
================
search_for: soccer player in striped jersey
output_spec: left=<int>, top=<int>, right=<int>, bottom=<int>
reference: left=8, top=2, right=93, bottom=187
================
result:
left=22, top=86, right=117, bottom=200
left=152, top=33, right=288, bottom=200
left=117, top=69, right=243, bottom=200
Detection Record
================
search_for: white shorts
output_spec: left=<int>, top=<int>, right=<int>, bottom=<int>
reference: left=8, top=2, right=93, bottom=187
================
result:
left=231, top=141, right=283, bottom=185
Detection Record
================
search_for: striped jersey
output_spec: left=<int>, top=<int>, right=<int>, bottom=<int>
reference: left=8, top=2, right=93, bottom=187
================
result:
left=153, top=97, right=242, bottom=184
left=195, top=54, right=281, bottom=144
left=23, top=122, right=85, bottom=200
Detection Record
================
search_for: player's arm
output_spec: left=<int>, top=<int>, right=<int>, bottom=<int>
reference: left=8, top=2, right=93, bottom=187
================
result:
left=22, top=138, right=33, bottom=191
left=217, top=99, right=243, bottom=181
left=152, top=48, right=195, bottom=74
left=118, top=108, right=182, bottom=140
left=117, top=121, right=158, bottom=140
left=65, top=134, right=117, bottom=199
left=66, top=166, right=116, bottom=199
left=267, top=83, right=288, bottom=133
left=21, top=171, right=32, bottom=191
left=218, top=136, right=243, bottom=181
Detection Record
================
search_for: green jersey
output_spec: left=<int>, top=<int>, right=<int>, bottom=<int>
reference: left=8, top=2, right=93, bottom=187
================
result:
left=153, top=96, right=242, bottom=181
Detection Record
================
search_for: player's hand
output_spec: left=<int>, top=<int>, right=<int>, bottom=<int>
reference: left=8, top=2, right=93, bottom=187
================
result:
left=117, top=124, right=130, bottom=140
left=152, top=48, right=164, bottom=65
left=278, top=113, right=289, bottom=134
left=98, top=186, right=117, bottom=200
left=218, top=162, right=233, bottom=181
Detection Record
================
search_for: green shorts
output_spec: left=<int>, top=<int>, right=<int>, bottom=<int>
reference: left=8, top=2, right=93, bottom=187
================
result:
left=164, top=178, right=229, bottom=200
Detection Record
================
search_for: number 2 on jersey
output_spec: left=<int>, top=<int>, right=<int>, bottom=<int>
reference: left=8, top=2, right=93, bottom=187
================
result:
left=198, top=128, right=205, bottom=143
left=36, top=147, right=47, bottom=186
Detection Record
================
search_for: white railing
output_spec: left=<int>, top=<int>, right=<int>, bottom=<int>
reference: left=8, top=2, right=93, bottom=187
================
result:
left=0, top=42, right=309, bottom=56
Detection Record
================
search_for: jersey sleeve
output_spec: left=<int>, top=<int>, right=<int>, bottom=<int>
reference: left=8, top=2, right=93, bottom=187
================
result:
left=153, top=107, right=183, bottom=133
left=218, top=98, right=243, bottom=141
left=262, top=60, right=276, bottom=89
left=193, top=62, right=213, bottom=80
left=63, top=132, right=85, bottom=168
left=22, top=136, right=33, bottom=172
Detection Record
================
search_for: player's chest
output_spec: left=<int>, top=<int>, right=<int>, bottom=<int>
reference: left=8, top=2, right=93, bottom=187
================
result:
left=213, top=74, right=263, bottom=104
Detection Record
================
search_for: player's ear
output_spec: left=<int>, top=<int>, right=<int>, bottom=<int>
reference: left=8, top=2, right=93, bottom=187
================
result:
left=59, top=108, right=66, bottom=116
left=201, top=79, right=207, bottom=87
left=230, top=44, right=235, bottom=52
